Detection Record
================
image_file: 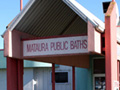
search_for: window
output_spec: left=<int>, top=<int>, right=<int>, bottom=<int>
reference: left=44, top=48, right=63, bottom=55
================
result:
left=95, top=77, right=105, bottom=90
left=51, top=72, right=68, bottom=83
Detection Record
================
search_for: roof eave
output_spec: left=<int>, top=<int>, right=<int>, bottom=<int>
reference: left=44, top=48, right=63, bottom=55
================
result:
left=2, top=0, right=105, bottom=38
left=1, top=0, right=36, bottom=37
left=63, top=0, right=105, bottom=32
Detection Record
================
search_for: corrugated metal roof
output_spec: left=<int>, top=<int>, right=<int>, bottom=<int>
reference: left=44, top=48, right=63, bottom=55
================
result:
left=3, top=0, right=105, bottom=37
left=63, top=0, right=105, bottom=32
left=15, top=0, right=77, bottom=37
left=6, top=0, right=88, bottom=37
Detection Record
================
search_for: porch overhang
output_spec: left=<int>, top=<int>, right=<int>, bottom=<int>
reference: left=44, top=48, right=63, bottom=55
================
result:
left=2, top=0, right=111, bottom=68
left=3, top=0, right=105, bottom=36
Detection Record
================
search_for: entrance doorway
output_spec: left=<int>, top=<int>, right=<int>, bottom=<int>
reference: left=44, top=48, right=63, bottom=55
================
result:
left=93, top=59, right=105, bottom=90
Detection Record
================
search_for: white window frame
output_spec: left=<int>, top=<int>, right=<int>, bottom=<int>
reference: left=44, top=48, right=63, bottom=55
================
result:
left=93, top=74, right=105, bottom=90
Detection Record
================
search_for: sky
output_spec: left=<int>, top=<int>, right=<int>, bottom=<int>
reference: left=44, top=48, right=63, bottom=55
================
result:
left=0, top=0, right=120, bottom=49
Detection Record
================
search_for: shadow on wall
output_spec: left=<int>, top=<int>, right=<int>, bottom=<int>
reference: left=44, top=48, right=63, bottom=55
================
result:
left=76, top=68, right=88, bottom=90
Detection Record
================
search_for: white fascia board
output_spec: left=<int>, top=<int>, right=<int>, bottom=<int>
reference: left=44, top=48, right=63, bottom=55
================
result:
left=63, top=0, right=105, bottom=32
left=9, top=31, right=12, bottom=57
left=8, top=0, right=36, bottom=31
left=63, top=0, right=88, bottom=23
left=2, top=0, right=36, bottom=37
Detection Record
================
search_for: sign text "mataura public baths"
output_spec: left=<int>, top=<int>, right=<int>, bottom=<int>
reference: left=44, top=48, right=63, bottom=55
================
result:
left=23, top=36, right=88, bottom=56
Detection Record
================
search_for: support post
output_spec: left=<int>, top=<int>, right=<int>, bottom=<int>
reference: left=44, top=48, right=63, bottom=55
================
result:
left=52, top=63, right=55, bottom=90
left=7, top=57, right=23, bottom=90
left=17, top=60, right=24, bottom=90
left=105, top=2, right=118, bottom=90
left=20, top=0, right=23, bottom=11
left=72, top=66, right=75, bottom=90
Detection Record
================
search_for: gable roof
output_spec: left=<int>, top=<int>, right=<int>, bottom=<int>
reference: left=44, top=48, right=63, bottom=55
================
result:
left=2, top=0, right=105, bottom=37
left=63, top=0, right=105, bottom=32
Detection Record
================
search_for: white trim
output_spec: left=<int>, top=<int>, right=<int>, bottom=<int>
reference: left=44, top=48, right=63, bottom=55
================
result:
left=2, top=0, right=36, bottom=36
left=62, top=0, right=105, bottom=32
left=93, top=74, right=105, bottom=90
left=32, top=79, right=37, bottom=90
left=8, top=0, right=35, bottom=31
left=62, top=0, right=88, bottom=23
left=9, top=31, right=12, bottom=57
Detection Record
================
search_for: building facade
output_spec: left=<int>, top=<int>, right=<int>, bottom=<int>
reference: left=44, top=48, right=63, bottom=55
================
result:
left=1, top=0, right=120, bottom=90
left=0, top=50, right=92, bottom=90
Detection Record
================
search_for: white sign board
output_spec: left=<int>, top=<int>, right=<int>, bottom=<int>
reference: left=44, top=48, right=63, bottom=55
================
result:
left=23, top=36, right=88, bottom=57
